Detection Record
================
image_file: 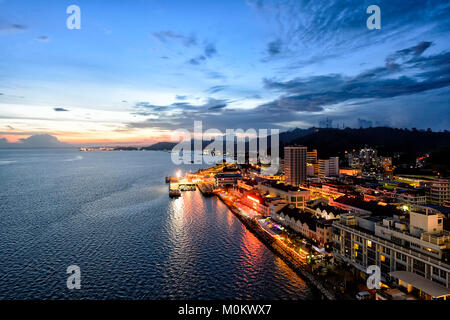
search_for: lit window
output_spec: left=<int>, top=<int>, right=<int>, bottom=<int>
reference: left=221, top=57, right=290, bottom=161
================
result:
left=380, top=255, right=386, bottom=262
left=367, top=240, right=372, bottom=247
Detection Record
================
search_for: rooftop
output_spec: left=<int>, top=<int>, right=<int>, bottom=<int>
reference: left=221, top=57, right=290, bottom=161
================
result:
left=390, top=271, right=450, bottom=298
left=214, top=173, right=242, bottom=178
left=262, top=181, right=309, bottom=193
left=279, top=206, right=317, bottom=231
left=334, top=195, right=403, bottom=217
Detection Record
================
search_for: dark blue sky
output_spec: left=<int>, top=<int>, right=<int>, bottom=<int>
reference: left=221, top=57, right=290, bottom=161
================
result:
left=0, top=0, right=449, bottom=144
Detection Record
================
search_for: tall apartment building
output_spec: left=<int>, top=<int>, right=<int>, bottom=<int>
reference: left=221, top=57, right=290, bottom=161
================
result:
left=306, top=149, right=317, bottom=164
left=318, top=157, right=339, bottom=178
left=430, top=178, right=450, bottom=206
left=306, top=149, right=318, bottom=177
left=284, top=146, right=307, bottom=186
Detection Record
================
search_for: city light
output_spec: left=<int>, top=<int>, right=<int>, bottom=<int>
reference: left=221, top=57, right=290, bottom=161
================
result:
left=247, top=195, right=260, bottom=203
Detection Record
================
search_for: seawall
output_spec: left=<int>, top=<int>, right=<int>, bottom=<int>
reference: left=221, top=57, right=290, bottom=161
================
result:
left=216, top=193, right=336, bottom=300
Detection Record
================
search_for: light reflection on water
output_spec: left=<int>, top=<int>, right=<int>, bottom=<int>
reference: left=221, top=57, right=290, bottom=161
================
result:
left=0, top=149, right=316, bottom=300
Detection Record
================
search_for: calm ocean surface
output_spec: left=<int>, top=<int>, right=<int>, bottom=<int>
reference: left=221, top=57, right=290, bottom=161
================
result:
left=0, top=149, right=315, bottom=299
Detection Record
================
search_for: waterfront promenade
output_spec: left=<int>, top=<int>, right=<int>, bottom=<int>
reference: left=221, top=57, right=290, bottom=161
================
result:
left=214, top=190, right=337, bottom=300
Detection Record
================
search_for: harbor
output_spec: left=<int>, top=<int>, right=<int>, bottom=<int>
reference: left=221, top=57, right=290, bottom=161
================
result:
left=166, top=167, right=336, bottom=300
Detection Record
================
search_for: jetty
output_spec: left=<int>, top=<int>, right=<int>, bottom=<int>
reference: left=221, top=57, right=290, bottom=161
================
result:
left=197, top=182, right=214, bottom=196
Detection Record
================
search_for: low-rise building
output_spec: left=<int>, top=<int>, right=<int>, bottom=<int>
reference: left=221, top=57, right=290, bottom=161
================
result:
left=214, top=173, right=242, bottom=187
left=396, top=189, right=428, bottom=206
left=272, top=206, right=334, bottom=246
left=257, top=181, right=311, bottom=209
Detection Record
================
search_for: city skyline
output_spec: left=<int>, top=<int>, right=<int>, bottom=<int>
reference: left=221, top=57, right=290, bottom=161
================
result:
left=1, top=0, right=449, bottom=146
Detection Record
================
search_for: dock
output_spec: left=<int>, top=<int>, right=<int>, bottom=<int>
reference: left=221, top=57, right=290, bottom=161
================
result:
left=197, top=182, right=214, bottom=196
left=168, top=176, right=197, bottom=197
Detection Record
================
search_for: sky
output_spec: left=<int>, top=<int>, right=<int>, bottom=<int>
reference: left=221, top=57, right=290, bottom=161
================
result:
left=0, top=0, right=449, bottom=146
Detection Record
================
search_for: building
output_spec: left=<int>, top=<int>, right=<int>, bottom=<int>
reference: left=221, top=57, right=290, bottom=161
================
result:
left=430, top=178, right=450, bottom=206
left=307, top=149, right=317, bottom=163
left=306, top=200, right=346, bottom=220
left=339, top=167, right=361, bottom=176
left=396, top=189, right=428, bottom=206
left=240, top=192, right=271, bottom=217
left=257, top=180, right=311, bottom=210
left=332, top=205, right=450, bottom=300
left=359, top=148, right=377, bottom=165
left=214, top=173, right=242, bottom=187
left=284, top=146, right=307, bottom=186
left=271, top=206, right=334, bottom=246
left=318, top=157, right=339, bottom=178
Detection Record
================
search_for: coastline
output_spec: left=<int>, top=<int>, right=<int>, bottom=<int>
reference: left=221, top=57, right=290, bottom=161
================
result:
left=214, top=192, right=337, bottom=300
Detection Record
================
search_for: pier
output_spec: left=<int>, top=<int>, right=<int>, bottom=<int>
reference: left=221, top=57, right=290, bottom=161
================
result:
left=167, top=175, right=197, bottom=197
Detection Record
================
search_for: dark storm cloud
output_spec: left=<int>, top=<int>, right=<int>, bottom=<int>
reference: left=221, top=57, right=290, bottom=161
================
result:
left=131, top=98, right=228, bottom=120
left=126, top=40, right=450, bottom=132
left=260, top=42, right=450, bottom=112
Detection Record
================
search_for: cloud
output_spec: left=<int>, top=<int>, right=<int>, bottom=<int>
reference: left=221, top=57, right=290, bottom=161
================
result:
left=125, top=40, right=450, bottom=132
left=248, top=0, right=450, bottom=65
left=187, top=42, right=218, bottom=65
left=152, top=31, right=197, bottom=47
left=267, top=39, right=282, bottom=56
left=36, top=36, right=49, bottom=42
left=386, top=41, right=432, bottom=69
left=188, top=55, right=206, bottom=65
left=204, top=43, right=217, bottom=58
left=176, top=95, right=188, bottom=100
left=54, top=107, right=69, bottom=112
left=206, top=71, right=226, bottom=80
left=206, top=85, right=228, bottom=94
left=0, top=24, right=27, bottom=34
left=0, top=134, right=70, bottom=148
left=19, top=134, right=69, bottom=148
left=260, top=42, right=450, bottom=113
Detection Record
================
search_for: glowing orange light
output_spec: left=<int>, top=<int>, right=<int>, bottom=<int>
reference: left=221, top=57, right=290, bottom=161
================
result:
left=247, top=195, right=260, bottom=203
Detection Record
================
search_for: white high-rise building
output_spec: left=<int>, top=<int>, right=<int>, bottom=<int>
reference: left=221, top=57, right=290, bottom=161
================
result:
left=284, top=146, right=307, bottom=186
left=318, top=157, right=339, bottom=178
